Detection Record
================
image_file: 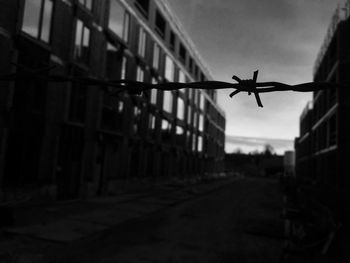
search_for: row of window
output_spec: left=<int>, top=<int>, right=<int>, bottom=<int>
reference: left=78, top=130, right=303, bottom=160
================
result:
left=20, top=0, right=224, bottom=144
left=109, top=0, right=206, bottom=82
left=21, top=0, right=208, bottom=84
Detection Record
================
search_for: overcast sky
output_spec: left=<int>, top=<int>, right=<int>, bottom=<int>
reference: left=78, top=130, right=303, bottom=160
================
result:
left=168, top=0, right=345, bottom=153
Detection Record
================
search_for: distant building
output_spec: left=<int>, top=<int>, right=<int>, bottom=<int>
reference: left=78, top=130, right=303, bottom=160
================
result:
left=283, top=151, right=295, bottom=177
left=0, top=0, right=226, bottom=200
left=295, top=2, right=350, bottom=188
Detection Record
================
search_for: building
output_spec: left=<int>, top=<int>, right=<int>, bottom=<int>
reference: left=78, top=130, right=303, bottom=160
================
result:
left=0, top=0, right=226, bottom=201
left=295, top=2, right=350, bottom=190
left=283, top=151, right=295, bottom=177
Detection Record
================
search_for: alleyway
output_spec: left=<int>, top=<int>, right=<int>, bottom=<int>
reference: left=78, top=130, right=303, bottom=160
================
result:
left=42, top=177, right=284, bottom=263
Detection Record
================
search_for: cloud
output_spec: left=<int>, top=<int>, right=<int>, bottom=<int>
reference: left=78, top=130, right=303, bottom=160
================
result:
left=168, top=0, right=342, bottom=151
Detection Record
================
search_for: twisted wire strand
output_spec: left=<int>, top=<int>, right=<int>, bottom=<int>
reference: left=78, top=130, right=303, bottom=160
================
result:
left=1, top=65, right=348, bottom=107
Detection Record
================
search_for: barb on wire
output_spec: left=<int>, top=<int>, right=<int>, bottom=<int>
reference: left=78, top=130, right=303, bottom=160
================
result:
left=0, top=65, right=348, bottom=108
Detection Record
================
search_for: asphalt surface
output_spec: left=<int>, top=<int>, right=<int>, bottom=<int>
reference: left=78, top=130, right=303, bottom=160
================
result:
left=42, top=177, right=284, bottom=263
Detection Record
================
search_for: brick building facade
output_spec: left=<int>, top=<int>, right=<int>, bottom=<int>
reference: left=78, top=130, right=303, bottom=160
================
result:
left=295, top=3, right=350, bottom=191
left=0, top=0, right=226, bottom=200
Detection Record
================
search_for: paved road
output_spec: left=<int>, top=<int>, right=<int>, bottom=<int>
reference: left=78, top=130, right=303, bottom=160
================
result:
left=43, top=177, right=284, bottom=263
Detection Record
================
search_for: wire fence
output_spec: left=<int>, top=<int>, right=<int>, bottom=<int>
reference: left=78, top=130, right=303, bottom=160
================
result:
left=1, top=65, right=347, bottom=107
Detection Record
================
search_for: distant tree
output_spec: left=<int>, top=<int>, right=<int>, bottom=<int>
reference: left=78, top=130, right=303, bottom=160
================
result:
left=263, top=144, right=275, bottom=157
left=234, top=148, right=242, bottom=154
left=250, top=149, right=260, bottom=156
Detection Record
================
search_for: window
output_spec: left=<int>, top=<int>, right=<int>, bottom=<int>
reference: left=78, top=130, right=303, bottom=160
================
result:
left=178, top=70, right=186, bottom=93
left=163, top=91, right=173, bottom=113
left=179, top=43, right=186, bottom=62
left=179, top=70, right=186, bottom=83
left=165, top=55, right=174, bottom=82
left=69, top=84, right=87, bottom=123
left=109, top=0, right=130, bottom=42
left=161, top=119, right=172, bottom=143
left=138, top=27, right=147, bottom=57
left=148, top=114, right=156, bottom=130
left=200, top=73, right=205, bottom=82
left=101, top=95, right=124, bottom=131
left=170, top=31, right=176, bottom=51
left=150, top=89, right=157, bottom=104
left=189, top=57, right=193, bottom=73
left=193, top=89, right=198, bottom=105
left=106, top=43, right=121, bottom=79
left=199, top=114, right=204, bottom=132
left=193, top=112, right=197, bottom=128
left=198, top=136, right=203, bottom=152
left=152, top=43, right=160, bottom=70
left=176, top=126, right=184, bottom=135
left=329, top=114, right=337, bottom=146
left=133, top=106, right=142, bottom=134
left=188, top=88, right=193, bottom=100
left=192, top=134, right=196, bottom=151
left=74, top=19, right=90, bottom=64
left=194, top=65, right=199, bottom=80
left=187, top=105, right=192, bottom=124
left=150, top=78, right=158, bottom=104
left=175, top=126, right=185, bottom=145
left=155, top=10, right=166, bottom=38
left=22, top=0, right=53, bottom=43
left=123, top=13, right=130, bottom=42
left=135, top=0, right=149, bottom=17
left=78, top=0, right=93, bottom=10
left=136, top=66, right=144, bottom=82
left=177, top=97, right=185, bottom=120
left=121, top=56, right=128, bottom=79
left=199, top=93, right=205, bottom=110
left=186, top=130, right=191, bottom=145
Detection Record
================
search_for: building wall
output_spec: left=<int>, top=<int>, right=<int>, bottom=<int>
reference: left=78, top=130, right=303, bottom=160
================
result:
left=295, top=7, right=350, bottom=193
left=0, top=0, right=226, bottom=201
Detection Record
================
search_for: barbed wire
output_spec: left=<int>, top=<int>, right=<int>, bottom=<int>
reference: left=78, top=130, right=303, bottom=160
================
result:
left=0, top=66, right=347, bottom=107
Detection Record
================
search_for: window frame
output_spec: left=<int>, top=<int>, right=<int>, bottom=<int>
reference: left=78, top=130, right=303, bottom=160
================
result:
left=74, top=19, right=91, bottom=65
left=137, top=26, right=147, bottom=57
left=134, top=0, right=150, bottom=18
left=21, top=0, right=54, bottom=43
left=155, top=10, right=166, bottom=38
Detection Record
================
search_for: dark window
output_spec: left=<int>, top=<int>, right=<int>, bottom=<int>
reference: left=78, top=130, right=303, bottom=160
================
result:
left=106, top=42, right=122, bottom=79
left=329, top=114, right=337, bottom=146
left=22, top=0, right=54, bottom=43
left=101, top=94, right=124, bottom=131
left=135, top=0, right=149, bottom=17
left=69, top=83, right=87, bottom=123
left=78, top=0, right=93, bottom=10
left=74, top=19, right=90, bottom=64
left=155, top=10, right=166, bottom=38
left=189, top=57, right=193, bottom=73
left=133, top=106, right=142, bottom=134
left=170, top=31, right=175, bottom=51
left=194, top=65, right=199, bottom=79
left=200, top=72, right=205, bottom=82
left=179, top=43, right=186, bottom=62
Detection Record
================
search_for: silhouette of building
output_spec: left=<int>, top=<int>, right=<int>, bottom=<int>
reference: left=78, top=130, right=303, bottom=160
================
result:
left=295, top=2, right=350, bottom=189
left=0, top=0, right=226, bottom=200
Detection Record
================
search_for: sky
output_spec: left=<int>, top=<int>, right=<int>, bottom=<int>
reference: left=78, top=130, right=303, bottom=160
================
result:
left=168, top=0, right=346, bottom=154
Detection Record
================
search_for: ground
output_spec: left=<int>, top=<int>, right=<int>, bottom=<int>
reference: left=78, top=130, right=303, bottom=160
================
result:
left=40, top=177, right=284, bottom=263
